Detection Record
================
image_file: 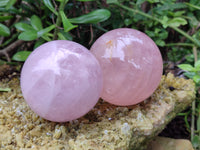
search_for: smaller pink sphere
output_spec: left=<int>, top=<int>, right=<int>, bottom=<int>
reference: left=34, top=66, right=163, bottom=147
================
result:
left=20, top=40, right=102, bottom=122
left=90, top=28, right=163, bottom=106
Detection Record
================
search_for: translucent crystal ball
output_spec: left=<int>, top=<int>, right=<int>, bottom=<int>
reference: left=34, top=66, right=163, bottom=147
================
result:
left=21, top=40, right=103, bottom=122
left=90, top=28, right=163, bottom=106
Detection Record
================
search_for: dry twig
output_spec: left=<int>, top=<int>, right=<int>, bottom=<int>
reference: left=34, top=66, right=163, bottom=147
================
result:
left=89, top=24, right=94, bottom=45
left=0, top=40, right=24, bottom=62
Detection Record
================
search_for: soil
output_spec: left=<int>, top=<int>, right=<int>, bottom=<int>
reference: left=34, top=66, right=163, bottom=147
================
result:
left=0, top=64, right=20, bottom=80
left=159, top=113, right=191, bottom=139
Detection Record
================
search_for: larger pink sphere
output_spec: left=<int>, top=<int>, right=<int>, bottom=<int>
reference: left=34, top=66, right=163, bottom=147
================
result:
left=90, top=28, right=163, bottom=106
left=20, top=40, right=102, bottom=122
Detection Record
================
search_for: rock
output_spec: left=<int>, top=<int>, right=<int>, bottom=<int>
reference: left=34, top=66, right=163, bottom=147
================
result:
left=148, top=136, right=194, bottom=150
left=0, top=73, right=196, bottom=150
left=15, top=132, right=24, bottom=147
left=0, top=125, right=13, bottom=146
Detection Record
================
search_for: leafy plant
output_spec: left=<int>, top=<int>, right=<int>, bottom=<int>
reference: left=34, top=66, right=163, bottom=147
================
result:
left=12, top=51, right=32, bottom=62
left=15, top=0, right=111, bottom=42
left=107, top=0, right=200, bottom=47
left=0, top=23, right=10, bottom=37
left=15, top=15, right=56, bottom=41
left=178, top=58, right=200, bottom=149
left=178, top=60, right=200, bottom=85
left=0, top=0, right=111, bottom=62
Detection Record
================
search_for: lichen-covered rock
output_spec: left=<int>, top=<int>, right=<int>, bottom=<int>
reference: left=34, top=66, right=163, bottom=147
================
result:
left=0, top=73, right=196, bottom=150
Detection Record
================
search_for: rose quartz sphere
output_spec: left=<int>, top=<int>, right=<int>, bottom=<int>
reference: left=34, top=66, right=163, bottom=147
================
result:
left=20, top=40, right=102, bottom=122
left=90, top=28, right=163, bottom=106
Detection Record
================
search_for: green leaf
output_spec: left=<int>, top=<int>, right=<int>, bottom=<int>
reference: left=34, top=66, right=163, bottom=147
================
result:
left=59, top=11, right=77, bottom=32
left=194, top=60, right=200, bottom=69
left=18, top=30, right=37, bottom=41
left=0, top=23, right=10, bottom=37
left=57, top=32, right=67, bottom=40
left=5, top=0, right=16, bottom=9
left=58, top=31, right=73, bottom=40
left=107, top=0, right=118, bottom=4
left=55, top=0, right=68, bottom=1
left=167, top=17, right=187, bottom=27
left=146, top=30, right=155, bottom=37
left=69, top=9, right=111, bottom=24
left=173, top=11, right=185, bottom=17
left=37, top=24, right=56, bottom=37
left=136, top=0, right=146, bottom=5
left=156, top=2, right=186, bottom=11
left=57, top=32, right=73, bottom=40
left=43, top=0, right=58, bottom=16
left=124, top=18, right=132, bottom=26
left=0, top=88, right=11, bottom=92
left=193, top=75, right=200, bottom=83
left=161, top=16, right=169, bottom=28
left=185, top=2, right=200, bottom=10
left=155, top=39, right=165, bottom=47
left=76, top=0, right=94, bottom=1
left=0, top=15, right=13, bottom=21
left=178, top=64, right=195, bottom=71
left=184, top=72, right=196, bottom=79
left=41, top=35, right=52, bottom=41
left=31, top=15, right=43, bottom=31
left=15, top=22, right=34, bottom=31
left=187, top=12, right=199, bottom=27
left=162, top=16, right=187, bottom=28
left=0, top=0, right=9, bottom=7
left=12, top=51, right=32, bottom=62
left=148, top=0, right=159, bottom=3
left=192, top=135, right=200, bottom=148
left=34, top=39, right=45, bottom=49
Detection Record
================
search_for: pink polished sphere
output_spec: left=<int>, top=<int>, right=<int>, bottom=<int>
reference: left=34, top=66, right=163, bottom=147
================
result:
left=90, top=28, right=163, bottom=106
left=20, top=40, right=102, bottom=122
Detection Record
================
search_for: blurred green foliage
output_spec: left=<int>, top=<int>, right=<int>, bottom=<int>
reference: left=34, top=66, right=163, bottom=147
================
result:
left=0, top=0, right=199, bottom=62
left=0, top=0, right=111, bottom=61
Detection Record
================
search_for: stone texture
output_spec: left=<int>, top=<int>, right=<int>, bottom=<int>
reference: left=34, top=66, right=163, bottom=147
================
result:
left=90, top=28, right=163, bottom=106
left=0, top=73, right=196, bottom=150
left=20, top=40, right=103, bottom=122
left=148, top=137, right=194, bottom=150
